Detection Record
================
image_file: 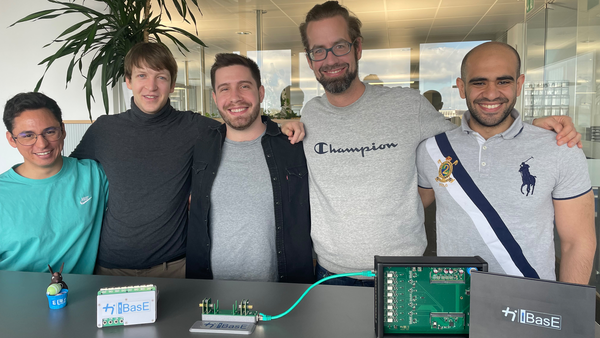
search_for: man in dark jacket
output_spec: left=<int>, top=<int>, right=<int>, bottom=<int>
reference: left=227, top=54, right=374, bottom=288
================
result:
left=186, top=53, right=314, bottom=283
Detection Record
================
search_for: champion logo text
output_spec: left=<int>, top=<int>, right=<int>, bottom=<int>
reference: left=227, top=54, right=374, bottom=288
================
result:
left=313, top=142, right=398, bottom=157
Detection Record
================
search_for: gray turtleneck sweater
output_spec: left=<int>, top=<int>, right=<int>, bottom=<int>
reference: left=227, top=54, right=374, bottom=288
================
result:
left=71, top=100, right=219, bottom=269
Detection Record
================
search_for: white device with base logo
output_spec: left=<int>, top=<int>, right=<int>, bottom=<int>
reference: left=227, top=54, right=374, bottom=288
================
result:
left=96, top=285, right=158, bottom=328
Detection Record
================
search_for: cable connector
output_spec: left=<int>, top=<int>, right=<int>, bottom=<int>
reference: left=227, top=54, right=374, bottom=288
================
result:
left=259, top=313, right=272, bottom=321
left=361, top=270, right=376, bottom=277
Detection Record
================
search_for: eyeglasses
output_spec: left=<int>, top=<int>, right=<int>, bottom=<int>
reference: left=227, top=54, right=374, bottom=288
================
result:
left=307, top=40, right=355, bottom=61
left=11, top=127, right=62, bottom=146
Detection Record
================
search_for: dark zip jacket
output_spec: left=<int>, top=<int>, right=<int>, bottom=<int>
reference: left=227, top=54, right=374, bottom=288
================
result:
left=186, top=116, right=314, bottom=283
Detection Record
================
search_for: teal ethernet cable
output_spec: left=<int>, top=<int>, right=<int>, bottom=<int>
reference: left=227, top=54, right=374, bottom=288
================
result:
left=259, top=270, right=376, bottom=321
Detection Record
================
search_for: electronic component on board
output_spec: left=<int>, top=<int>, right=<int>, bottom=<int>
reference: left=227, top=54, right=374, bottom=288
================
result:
left=190, top=298, right=258, bottom=335
left=374, top=256, right=487, bottom=337
left=198, top=298, right=258, bottom=322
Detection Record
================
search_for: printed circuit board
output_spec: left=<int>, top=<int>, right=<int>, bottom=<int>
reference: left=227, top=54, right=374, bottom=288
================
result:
left=374, top=256, right=488, bottom=337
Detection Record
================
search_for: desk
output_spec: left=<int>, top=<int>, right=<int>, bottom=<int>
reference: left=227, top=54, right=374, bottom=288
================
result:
left=0, top=270, right=374, bottom=338
left=1, top=270, right=598, bottom=338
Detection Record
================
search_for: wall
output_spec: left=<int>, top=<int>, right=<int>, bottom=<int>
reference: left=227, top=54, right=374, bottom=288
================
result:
left=0, top=0, right=112, bottom=173
left=506, top=23, right=525, bottom=114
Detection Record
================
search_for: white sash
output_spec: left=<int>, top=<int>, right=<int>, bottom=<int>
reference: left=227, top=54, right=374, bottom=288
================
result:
left=425, top=135, right=538, bottom=278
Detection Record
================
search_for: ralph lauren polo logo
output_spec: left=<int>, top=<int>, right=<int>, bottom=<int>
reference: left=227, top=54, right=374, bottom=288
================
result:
left=519, top=157, right=536, bottom=196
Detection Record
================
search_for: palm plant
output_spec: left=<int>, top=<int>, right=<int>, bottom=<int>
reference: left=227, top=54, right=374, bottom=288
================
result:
left=11, top=0, right=206, bottom=120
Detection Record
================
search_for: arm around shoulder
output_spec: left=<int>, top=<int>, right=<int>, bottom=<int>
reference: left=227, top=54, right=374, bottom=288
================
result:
left=531, top=115, right=582, bottom=148
left=418, top=94, right=455, bottom=140
left=418, top=187, right=435, bottom=209
left=280, top=120, right=305, bottom=144
left=199, top=114, right=221, bottom=128
left=416, top=138, right=436, bottom=209
left=69, top=118, right=103, bottom=160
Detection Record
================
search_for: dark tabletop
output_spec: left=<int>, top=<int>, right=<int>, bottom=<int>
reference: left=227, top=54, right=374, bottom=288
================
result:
left=1, top=270, right=598, bottom=338
left=0, top=270, right=376, bottom=338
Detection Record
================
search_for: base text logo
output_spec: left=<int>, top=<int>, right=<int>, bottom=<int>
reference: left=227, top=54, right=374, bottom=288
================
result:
left=502, top=306, right=561, bottom=330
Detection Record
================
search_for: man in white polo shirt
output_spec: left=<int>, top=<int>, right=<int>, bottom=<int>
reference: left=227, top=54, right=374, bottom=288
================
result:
left=417, top=42, right=595, bottom=284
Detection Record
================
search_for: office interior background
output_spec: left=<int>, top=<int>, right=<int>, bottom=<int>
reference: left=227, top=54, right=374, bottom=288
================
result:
left=1, top=0, right=600, bottom=285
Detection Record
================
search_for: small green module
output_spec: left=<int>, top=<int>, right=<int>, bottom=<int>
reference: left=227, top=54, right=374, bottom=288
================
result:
left=101, top=317, right=125, bottom=327
left=200, top=298, right=258, bottom=323
left=98, top=284, right=157, bottom=295
left=374, top=256, right=487, bottom=337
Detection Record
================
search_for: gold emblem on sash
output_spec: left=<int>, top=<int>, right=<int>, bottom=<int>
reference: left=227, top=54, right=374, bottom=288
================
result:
left=436, top=156, right=458, bottom=183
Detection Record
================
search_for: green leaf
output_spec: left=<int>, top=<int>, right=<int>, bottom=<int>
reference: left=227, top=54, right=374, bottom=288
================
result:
left=10, top=9, right=60, bottom=26
left=164, top=26, right=206, bottom=47
left=171, top=0, right=184, bottom=19
left=84, top=23, right=98, bottom=52
left=24, top=13, right=66, bottom=22
left=48, top=0, right=105, bottom=18
left=66, top=57, right=76, bottom=84
left=85, top=78, right=94, bottom=120
left=38, top=42, right=71, bottom=67
left=184, top=0, right=202, bottom=33
left=179, top=0, right=188, bottom=18
left=157, top=0, right=173, bottom=22
left=34, top=77, right=44, bottom=92
left=157, top=31, right=189, bottom=55
left=100, top=55, right=110, bottom=115
left=56, top=19, right=93, bottom=39
left=15, top=0, right=206, bottom=117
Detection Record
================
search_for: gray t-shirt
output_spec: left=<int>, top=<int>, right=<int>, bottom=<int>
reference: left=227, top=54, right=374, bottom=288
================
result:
left=416, top=110, right=591, bottom=280
left=301, top=83, right=455, bottom=274
left=209, top=132, right=278, bottom=282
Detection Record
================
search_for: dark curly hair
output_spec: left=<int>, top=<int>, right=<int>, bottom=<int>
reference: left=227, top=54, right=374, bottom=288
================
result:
left=3, top=92, right=62, bottom=133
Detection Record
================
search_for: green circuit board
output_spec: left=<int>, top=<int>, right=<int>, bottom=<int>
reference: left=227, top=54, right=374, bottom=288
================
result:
left=200, top=298, right=258, bottom=319
left=383, top=266, right=473, bottom=334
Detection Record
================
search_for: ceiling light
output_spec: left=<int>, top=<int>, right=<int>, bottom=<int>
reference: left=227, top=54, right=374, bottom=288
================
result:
left=236, top=31, right=252, bottom=35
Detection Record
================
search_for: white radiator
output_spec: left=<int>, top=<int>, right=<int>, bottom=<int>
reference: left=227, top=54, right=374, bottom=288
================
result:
left=62, top=122, right=91, bottom=156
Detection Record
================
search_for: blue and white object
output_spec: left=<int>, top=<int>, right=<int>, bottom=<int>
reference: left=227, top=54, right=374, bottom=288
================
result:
left=96, top=285, right=157, bottom=328
left=47, top=288, right=68, bottom=309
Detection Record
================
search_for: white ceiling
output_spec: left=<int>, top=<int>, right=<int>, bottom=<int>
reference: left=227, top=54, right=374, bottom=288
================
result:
left=161, top=0, right=532, bottom=56
left=157, top=0, right=600, bottom=87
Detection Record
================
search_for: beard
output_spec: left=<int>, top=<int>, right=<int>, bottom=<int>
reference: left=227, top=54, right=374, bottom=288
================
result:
left=466, top=97, right=515, bottom=128
left=317, top=61, right=359, bottom=94
left=220, top=103, right=261, bottom=131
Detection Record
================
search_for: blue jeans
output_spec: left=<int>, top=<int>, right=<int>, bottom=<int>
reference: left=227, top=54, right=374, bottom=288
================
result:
left=315, top=263, right=374, bottom=287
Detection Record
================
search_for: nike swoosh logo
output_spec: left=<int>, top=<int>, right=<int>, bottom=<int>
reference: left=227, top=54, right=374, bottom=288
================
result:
left=80, top=196, right=92, bottom=205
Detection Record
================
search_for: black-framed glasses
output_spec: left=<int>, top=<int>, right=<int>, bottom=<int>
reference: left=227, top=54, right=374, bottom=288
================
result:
left=307, top=40, right=355, bottom=61
left=11, top=127, right=62, bottom=146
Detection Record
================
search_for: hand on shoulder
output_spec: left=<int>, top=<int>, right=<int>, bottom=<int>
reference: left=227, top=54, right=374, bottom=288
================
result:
left=532, top=115, right=582, bottom=148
